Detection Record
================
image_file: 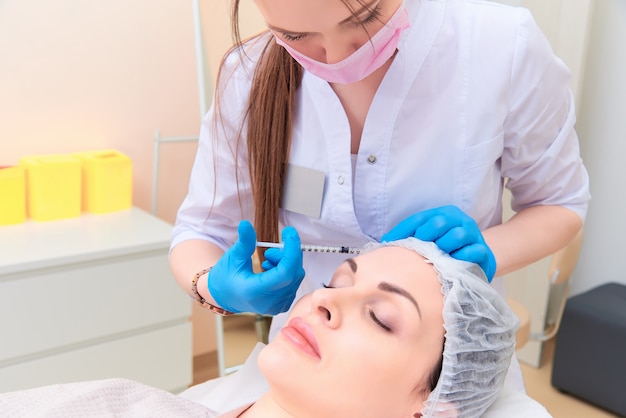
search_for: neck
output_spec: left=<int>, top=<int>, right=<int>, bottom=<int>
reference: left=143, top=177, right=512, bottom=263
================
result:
left=239, top=392, right=295, bottom=418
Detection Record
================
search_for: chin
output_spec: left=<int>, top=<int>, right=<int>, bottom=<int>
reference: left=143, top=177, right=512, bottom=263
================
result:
left=258, top=338, right=300, bottom=380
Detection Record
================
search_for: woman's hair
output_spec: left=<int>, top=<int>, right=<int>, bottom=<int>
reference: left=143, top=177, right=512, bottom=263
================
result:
left=228, top=1, right=302, bottom=244
left=426, top=353, right=444, bottom=394
left=214, top=0, right=375, bottom=244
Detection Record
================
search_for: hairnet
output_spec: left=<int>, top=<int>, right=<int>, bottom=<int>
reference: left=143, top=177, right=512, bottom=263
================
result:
left=363, top=238, right=519, bottom=418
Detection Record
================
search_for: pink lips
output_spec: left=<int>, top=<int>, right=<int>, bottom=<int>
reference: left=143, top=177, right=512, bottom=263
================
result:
left=281, top=317, right=321, bottom=359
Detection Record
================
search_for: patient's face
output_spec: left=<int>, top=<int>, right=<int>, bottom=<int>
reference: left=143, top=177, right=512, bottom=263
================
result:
left=258, top=246, right=446, bottom=418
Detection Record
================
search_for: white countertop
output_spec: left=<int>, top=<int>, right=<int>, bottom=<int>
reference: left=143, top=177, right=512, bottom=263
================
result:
left=0, top=208, right=174, bottom=275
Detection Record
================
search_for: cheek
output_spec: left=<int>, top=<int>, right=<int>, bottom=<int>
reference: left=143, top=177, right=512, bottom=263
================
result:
left=324, top=334, right=414, bottom=385
left=318, top=340, right=423, bottom=413
left=328, top=329, right=439, bottom=389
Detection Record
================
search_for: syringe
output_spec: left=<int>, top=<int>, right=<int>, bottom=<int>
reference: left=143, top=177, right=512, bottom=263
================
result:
left=256, top=241, right=362, bottom=255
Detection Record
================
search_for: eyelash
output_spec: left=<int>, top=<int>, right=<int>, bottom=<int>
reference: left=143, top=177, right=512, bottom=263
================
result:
left=321, top=283, right=392, bottom=332
left=369, top=309, right=392, bottom=332
left=282, top=33, right=306, bottom=42
left=359, top=4, right=383, bottom=26
left=280, top=5, right=383, bottom=42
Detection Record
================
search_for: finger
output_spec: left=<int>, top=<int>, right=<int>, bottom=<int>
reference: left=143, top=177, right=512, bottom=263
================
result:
left=452, top=244, right=495, bottom=282
left=261, top=259, right=277, bottom=271
left=258, top=231, right=301, bottom=291
left=232, top=220, right=257, bottom=262
left=382, top=210, right=434, bottom=242
left=433, top=226, right=478, bottom=254
left=413, top=215, right=464, bottom=242
left=280, top=226, right=304, bottom=269
left=261, top=249, right=305, bottom=292
left=263, top=248, right=283, bottom=264
left=449, top=243, right=490, bottom=266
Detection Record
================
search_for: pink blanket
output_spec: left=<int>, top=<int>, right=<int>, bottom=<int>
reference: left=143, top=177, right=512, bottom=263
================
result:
left=0, top=378, right=215, bottom=417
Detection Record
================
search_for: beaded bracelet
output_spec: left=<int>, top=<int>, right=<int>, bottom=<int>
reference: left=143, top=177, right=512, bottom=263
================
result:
left=191, top=268, right=234, bottom=316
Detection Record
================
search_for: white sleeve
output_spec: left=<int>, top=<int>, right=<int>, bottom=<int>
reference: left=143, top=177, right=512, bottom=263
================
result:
left=502, top=9, right=590, bottom=221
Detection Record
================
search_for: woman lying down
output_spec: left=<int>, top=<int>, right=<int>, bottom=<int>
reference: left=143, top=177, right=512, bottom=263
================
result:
left=0, top=238, right=549, bottom=417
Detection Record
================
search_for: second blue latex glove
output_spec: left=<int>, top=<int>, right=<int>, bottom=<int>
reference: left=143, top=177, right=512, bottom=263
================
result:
left=208, top=220, right=305, bottom=315
left=382, top=205, right=496, bottom=282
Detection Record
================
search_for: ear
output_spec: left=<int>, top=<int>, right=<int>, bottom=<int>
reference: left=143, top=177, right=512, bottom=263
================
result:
left=412, top=401, right=459, bottom=418
left=406, top=396, right=426, bottom=418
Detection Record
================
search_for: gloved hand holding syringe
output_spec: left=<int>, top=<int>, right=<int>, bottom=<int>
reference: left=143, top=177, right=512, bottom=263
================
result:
left=208, top=220, right=305, bottom=315
left=208, top=220, right=363, bottom=316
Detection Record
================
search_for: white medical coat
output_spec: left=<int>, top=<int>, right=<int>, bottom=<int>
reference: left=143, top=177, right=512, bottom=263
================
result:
left=172, top=0, right=590, bottom=336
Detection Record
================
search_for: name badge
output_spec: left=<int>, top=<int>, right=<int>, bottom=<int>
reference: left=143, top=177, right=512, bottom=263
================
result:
left=281, top=164, right=325, bottom=218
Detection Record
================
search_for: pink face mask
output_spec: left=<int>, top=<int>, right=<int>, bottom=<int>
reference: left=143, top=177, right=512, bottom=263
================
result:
left=273, top=6, right=410, bottom=84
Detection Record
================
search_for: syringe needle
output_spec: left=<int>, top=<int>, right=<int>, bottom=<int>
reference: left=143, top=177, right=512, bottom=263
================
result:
left=256, top=241, right=361, bottom=254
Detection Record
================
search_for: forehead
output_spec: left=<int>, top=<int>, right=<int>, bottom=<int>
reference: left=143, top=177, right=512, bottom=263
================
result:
left=254, top=0, right=363, bottom=30
left=356, top=246, right=438, bottom=286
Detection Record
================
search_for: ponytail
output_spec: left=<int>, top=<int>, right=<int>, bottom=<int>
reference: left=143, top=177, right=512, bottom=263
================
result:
left=247, top=40, right=302, bottom=243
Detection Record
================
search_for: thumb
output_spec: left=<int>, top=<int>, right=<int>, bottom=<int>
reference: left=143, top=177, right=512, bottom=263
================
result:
left=231, top=220, right=257, bottom=262
left=281, top=226, right=302, bottom=258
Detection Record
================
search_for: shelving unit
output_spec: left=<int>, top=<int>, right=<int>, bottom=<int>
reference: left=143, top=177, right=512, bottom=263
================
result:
left=0, top=208, right=192, bottom=394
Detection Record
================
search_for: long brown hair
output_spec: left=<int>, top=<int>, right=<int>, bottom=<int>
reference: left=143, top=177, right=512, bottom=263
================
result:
left=214, top=0, right=372, bottom=244
left=209, top=2, right=302, bottom=245
left=235, top=2, right=302, bottom=244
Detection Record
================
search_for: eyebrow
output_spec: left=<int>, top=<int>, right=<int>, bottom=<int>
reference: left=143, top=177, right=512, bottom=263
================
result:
left=345, top=258, right=422, bottom=319
left=378, top=281, right=422, bottom=319
left=267, top=0, right=380, bottom=34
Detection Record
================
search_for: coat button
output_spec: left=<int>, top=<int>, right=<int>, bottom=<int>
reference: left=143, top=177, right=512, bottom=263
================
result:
left=367, top=155, right=377, bottom=164
left=337, top=175, right=345, bottom=185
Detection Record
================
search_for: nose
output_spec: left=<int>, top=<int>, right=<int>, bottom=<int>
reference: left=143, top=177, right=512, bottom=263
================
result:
left=317, top=36, right=365, bottom=64
left=311, top=287, right=342, bottom=329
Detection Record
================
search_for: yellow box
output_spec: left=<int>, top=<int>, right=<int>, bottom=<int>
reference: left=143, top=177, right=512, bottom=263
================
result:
left=71, top=150, right=132, bottom=214
left=20, top=155, right=82, bottom=221
left=0, top=166, right=27, bottom=225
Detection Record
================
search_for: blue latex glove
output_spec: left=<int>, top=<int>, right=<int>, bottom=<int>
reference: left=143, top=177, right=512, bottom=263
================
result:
left=382, top=205, right=496, bottom=282
left=208, top=220, right=305, bottom=315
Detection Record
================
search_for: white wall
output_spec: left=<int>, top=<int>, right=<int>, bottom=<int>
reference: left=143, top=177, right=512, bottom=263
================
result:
left=0, top=0, right=200, bottom=219
left=200, top=0, right=265, bottom=86
left=571, top=0, right=626, bottom=296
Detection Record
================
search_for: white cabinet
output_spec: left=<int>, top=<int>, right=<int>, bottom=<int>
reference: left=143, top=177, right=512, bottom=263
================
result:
left=0, top=208, right=192, bottom=394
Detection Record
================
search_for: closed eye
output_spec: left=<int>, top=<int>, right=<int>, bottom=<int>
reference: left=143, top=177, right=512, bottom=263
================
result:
left=280, top=32, right=306, bottom=42
left=369, top=309, right=392, bottom=332
left=323, top=282, right=392, bottom=332
left=357, top=4, right=383, bottom=26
